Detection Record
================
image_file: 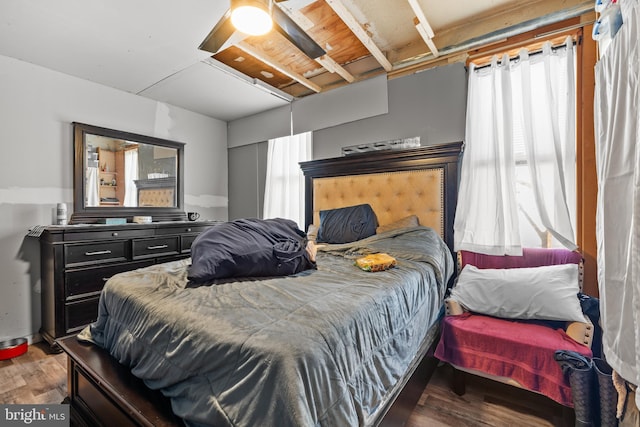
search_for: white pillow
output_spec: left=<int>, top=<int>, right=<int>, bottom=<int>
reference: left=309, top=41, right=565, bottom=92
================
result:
left=449, top=263, right=586, bottom=323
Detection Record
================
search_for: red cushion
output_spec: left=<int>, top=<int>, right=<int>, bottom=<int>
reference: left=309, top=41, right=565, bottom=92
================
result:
left=435, top=312, right=592, bottom=406
left=460, top=248, right=582, bottom=269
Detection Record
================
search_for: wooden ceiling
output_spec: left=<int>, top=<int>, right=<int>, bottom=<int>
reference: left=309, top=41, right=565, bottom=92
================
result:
left=200, top=0, right=593, bottom=99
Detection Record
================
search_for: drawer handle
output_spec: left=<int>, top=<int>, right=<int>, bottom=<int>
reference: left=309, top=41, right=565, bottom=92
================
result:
left=84, top=250, right=112, bottom=256
left=146, top=244, right=169, bottom=250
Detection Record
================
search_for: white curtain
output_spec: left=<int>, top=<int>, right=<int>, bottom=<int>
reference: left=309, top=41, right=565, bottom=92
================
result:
left=263, top=132, right=312, bottom=229
left=454, top=38, right=577, bottom=255
left=86, top=167, right=100, bottom=207
left=594, top=0, right=640, bottom=408
left=123, top=149, right=139, bottom=207
left=518, top=39, right=577, bottom=250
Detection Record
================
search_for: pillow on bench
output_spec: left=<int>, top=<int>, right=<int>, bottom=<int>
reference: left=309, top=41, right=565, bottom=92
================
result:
left=449, top=263, right=586, bottom=323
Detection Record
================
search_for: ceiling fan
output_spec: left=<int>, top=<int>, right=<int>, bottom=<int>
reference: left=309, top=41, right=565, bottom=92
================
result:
left=199, top=0, right=326, bottom=59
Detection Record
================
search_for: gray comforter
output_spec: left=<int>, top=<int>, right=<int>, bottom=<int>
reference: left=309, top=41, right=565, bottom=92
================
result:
left=79, top=226, right=453, bottom=427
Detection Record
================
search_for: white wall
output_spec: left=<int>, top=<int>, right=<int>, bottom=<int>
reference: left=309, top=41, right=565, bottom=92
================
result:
left=0, top=54, right=228, bottom=343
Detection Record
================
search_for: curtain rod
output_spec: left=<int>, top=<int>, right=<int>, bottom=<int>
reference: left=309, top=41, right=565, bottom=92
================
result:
left=471, top=40, right=576, bottom=72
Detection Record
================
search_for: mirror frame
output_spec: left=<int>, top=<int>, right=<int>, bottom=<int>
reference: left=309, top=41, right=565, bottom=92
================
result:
left=70, top=122, right=186, bottom=224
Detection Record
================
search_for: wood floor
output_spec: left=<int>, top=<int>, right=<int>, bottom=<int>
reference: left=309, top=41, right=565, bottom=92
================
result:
left=0, top=342, right=67, bottom=405
left=1, top=342, right=569, bottom=426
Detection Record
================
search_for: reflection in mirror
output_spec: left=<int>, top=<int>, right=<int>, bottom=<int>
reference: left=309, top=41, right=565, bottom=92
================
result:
left=71, top=122, right=186, bottom=224
left=85, top=135, right=178, bottom=208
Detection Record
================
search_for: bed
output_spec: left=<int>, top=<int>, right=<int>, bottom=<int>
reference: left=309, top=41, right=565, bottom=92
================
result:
left=58, top=141, right=463, bottom=427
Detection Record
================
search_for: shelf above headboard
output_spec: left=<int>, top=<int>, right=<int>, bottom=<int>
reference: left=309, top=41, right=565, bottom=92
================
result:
left=299, top=141, right=463, bottom=253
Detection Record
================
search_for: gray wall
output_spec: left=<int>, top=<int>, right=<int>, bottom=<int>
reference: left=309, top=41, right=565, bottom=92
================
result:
left=0, top=54, right=228, bottom=343
left=227, top=74, right=389, bottom=148
left=228, top=142, right=268, bottom=220
left=313, top=63, right=467, bottom=159
left=228, top=62, right=467, bottom=220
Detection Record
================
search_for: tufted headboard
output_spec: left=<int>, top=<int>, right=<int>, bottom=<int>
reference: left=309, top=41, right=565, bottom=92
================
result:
left=299, top=142, right=463, bottom=253
left=311, top=169, right=444, bottom=237
left=138, top=188, right=175, bottom=207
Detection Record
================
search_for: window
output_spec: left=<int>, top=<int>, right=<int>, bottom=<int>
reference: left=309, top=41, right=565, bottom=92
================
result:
left=510, top=47, right=576, bottom=248
left=263, top=132, right=312, bottom=229
left=454, top=38, right=577, bottom=254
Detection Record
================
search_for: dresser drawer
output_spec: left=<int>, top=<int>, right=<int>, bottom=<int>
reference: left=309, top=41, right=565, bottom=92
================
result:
left=132, top=236, right=180, bottom=259
left=65, top=228, right=153, bottom=242
left=65, top=241, right=129, bottom=267
left=181, top=234, right=200, bottom=253
left=65, top=297, right=100, bottom=333
left=156, top=225, right=202, bottom=235
left=66, top=260, right=155, bottom=299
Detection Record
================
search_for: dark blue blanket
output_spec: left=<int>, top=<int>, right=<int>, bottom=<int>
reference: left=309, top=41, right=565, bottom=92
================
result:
left=188, top=218, right=315, bottom=284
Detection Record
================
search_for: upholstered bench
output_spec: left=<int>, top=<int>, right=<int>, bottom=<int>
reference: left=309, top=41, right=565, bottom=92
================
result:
left=435, top=248, right=594, bottom=407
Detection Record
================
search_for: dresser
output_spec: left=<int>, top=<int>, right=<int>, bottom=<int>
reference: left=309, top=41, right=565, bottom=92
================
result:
left=39, top=221, right=217, bottom=349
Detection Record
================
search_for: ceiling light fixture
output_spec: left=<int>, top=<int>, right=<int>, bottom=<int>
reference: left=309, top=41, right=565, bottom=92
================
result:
left=230, top=0, right=273, bottom=36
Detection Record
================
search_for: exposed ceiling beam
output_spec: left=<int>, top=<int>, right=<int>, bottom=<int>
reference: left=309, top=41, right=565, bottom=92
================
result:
left=236, top=41, right=322, bottom=93
left=434, top=0, right=592, bottom=55
left=414, top=18, right=439, bottom=57
left=408, top=0, right=439, bottom=57
left=390, top=3, right=593, bottom=79
left=386, top=0, right=591, bottom=65
left=316, top=55, right=355, bottom=83
left=324, top=0, right=393, bottom=72
left=275, top=1, right=315, bottom=31
left=407, top=0, right=434, bottom=38
left=275, top=1, right=355, bottom=83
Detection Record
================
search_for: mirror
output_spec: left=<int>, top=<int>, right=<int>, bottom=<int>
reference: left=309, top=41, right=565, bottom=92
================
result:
left=71, top=122, right=186, bottom=224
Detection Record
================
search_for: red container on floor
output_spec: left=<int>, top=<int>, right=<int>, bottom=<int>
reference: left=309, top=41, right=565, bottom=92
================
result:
left=0, top=338, right=28, bottom=360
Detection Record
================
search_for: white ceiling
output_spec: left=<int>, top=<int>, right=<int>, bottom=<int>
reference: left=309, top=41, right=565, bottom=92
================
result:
left=0, top=0, right=291, bottom=122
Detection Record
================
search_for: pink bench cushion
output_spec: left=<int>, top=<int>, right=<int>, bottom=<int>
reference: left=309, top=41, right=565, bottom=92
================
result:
left=460, top=248, right=583, bottom=269
left=435, top=312, right=593, bottom=406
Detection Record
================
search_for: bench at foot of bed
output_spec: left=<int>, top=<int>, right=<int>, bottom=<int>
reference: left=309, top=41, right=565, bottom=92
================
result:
left=58, top=334, right=440, bottom=427
left=58, top=336, right=182, bottom=427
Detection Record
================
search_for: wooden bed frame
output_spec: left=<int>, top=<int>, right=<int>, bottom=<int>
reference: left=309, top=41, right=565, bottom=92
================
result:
left=58, top=141, right=463, bottom=427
